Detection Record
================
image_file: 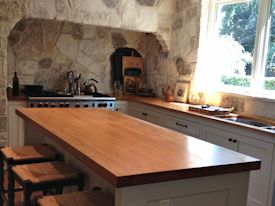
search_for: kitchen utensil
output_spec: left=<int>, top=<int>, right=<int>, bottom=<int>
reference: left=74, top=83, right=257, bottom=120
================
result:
left=83, top=78, right=98, bottom=95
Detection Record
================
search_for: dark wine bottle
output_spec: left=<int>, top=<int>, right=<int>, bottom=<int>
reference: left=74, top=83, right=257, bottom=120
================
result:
left=12, top=72, right=19, bottom=96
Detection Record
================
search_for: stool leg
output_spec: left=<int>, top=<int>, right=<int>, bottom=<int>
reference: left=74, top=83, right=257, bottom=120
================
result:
left=77, top=173, right=85, bottom=191
left=0, top=153, right=4, bottom=206
left=7, top=165, right=14, bottom=206
left=23, top=182, right=32, bottom=206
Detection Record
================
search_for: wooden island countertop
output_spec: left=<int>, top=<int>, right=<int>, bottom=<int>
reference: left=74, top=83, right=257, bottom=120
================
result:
left=16, top=108, right=260, bottom=187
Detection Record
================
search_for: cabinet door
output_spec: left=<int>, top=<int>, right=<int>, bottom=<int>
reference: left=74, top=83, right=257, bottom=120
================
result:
left=166, top=116, right=201, bottom=138
left=201, top=126, right=238, bottom=151
left=8, top=101, right=27, bottom=146
left=237, top=136, right=274, bottom=206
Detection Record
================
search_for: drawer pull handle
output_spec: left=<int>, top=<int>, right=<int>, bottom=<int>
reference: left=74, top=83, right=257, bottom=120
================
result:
left=142, top=112, right=148, bottom=116
left=228, top=138, right=233, bottom=142
left=233, top=139, right=237, bottom=143
left=176, top=122, right=188, bottom=128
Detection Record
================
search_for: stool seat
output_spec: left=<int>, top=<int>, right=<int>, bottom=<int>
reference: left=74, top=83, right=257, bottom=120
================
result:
left=1, top=146, right=57, bottom=162
left=37, top=190, right=114, bottom=206
left=12, top=161, right=79, bottom=184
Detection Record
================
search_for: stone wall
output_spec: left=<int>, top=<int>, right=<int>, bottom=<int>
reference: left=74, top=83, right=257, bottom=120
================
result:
left=0, top=0, right=174, bottom=145
left=0, top=0, right=28, bottom=146
left=145, top=0, right=201, bottom=96
left=0, top=0, right=173, bottom=145
left=7, top=19, right=146, bottom=93
left=27, top=0, right=173, bottom=51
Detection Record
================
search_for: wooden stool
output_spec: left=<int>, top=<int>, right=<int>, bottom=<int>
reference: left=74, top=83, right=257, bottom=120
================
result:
left=37, top=190, right=114, bottom=206
left=0, top=145, right=59, bottom=206
left=11, top=161, right=84, bottom=206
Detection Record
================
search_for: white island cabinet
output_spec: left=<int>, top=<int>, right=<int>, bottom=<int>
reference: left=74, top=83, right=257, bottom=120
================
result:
left=8, top=100, right=26, bottom=146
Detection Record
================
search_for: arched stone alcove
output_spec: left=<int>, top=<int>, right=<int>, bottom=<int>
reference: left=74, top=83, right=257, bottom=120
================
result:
left=0, top=0, right=174, bottom=145
left=7, top=18, right=150, bottom=92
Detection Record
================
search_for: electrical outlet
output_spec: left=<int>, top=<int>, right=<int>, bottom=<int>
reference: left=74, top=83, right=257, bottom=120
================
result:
left=159, top=199, right=170, bottom=206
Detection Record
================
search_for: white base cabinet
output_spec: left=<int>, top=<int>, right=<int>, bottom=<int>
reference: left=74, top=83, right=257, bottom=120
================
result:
left=8, top=101, right=27, bottom=147
left=201, top=125, right=273, bottom=206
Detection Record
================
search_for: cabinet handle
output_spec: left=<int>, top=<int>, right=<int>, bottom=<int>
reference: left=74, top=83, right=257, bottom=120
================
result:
left=176, top=122, right=188, bottom=128
left=142, top=112, right=148, bottom=116
left=115, top=108, right=119, bottom=111
left=233, top=139, right=237, bottom=143
left=228, top=138, right=233, bottom=142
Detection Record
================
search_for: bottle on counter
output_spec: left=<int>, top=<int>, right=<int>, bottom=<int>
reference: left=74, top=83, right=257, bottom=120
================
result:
left=12, top=72, right=19, bottom=96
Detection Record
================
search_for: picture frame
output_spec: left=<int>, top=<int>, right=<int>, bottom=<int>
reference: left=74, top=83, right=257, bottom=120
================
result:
left=123, top=76, right=137, bottom=94
left=174, top=80, right=190, bottom=103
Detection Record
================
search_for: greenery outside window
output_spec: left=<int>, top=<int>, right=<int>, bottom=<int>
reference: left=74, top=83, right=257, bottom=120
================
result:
left=203, top=0, right=275, bottom=98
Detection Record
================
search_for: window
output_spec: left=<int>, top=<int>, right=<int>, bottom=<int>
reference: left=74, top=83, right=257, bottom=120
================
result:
left=264, top=1, right=275, bottom=91
left=199, top=0, right=275, bottom=98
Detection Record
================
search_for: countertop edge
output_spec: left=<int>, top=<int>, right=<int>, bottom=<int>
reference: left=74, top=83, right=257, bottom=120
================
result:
left=116, top=161, right=260, bottom=187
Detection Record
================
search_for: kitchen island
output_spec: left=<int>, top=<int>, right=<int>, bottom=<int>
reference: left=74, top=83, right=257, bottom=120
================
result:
left=16, top=108, right=260, bottom=206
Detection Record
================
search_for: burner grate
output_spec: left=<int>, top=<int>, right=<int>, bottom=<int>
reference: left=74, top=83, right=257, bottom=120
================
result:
left=25, top=91, right=73, bottom=97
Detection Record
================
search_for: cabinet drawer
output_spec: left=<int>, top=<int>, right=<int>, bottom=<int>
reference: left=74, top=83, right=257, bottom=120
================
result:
left=114, top=101, right=128, bottom=114
left=129, top=105, right=165, bottom=126
left=114, top=105, right=127, bottom=113
left=166, top=116, right=200, bottom=138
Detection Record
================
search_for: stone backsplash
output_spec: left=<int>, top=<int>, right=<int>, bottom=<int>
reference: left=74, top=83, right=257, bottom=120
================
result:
left=7, top=19, right=147, bottom=93
left=145, top=0, right=201, bottom=97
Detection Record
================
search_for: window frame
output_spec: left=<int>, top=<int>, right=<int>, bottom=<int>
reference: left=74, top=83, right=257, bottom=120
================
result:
left=207, top=0, right=274, bottom=98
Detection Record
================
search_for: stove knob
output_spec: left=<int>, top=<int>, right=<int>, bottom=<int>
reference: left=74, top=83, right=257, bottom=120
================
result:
left=103, top=103, right=107, bottom=107
left=59, top=103, right=64, bottom=107
left=44, top=103, right=49, bottom=107
left=84, top=104, right=89, bottom=108
left=38, top=102, right=43, bottom=108
left=51, top=103, right=56, bottom=108
left=75, top=104, right=80, bottom=108
left=65, top=103, right=70, bottom=107
left=98, top=103, right=102, bottom=108
left=92, top=103, right=95, bottom=107
left=30, top=103, right=34, bottom=108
